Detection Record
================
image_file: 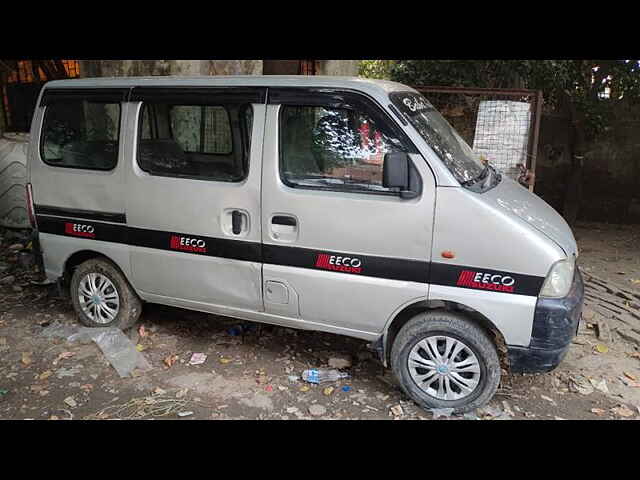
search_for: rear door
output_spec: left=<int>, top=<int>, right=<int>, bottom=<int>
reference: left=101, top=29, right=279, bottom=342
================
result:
left=261, top=88, right=436, bottom=336
left=125, top=87, right=266, bottom=311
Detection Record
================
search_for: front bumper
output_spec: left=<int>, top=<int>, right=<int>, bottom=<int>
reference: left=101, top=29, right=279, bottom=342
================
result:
left=507, top=268, right=584, bottom=373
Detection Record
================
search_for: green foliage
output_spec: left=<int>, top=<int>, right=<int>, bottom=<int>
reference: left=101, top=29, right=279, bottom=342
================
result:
left=389, top=60, right=529, bottom=89
left=371, top=60, right=640, bottom=142
left=358, top=60, right=393, bottom=80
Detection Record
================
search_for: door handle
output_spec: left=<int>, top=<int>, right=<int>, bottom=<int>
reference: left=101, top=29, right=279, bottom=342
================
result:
left=272, top=215, right=296, bottom=227
left=270, top=214, right=298, bottom=242
left=232, top=210, right=242, bottom=235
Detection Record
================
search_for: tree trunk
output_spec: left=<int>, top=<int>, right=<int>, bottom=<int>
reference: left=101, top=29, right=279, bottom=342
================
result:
left=563, top=154, right=583, bottom=227
left=559, top=89, right=587, bottom=227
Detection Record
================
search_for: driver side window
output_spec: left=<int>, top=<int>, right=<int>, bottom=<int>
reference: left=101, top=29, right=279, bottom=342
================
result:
left=279, top=103, right=408, bottom=194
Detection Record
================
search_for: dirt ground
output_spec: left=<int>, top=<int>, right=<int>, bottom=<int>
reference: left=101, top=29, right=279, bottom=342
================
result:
left=1, top=221, right=640, bottom=421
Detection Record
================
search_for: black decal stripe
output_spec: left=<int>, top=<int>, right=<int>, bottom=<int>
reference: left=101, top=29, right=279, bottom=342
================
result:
left=263, top=244, right=430, bottom=283
left=35, top=205, right=127, bottom=224
left=127, top=227, right=261, bottom=263
left=35, top=215, right=545, bottom=295
left=36, top=216, right=128, bottom=244
left=429, top=262, right=545, bottom=297
left=36, top=215, right=261, bottom=263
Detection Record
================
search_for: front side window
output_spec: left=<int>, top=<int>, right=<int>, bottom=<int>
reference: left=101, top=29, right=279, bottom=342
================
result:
left=41, top=100, right=120, bottom=170
left=138, top=102, right=252, bottom=182
left=280, top=104, right=408, bottom=194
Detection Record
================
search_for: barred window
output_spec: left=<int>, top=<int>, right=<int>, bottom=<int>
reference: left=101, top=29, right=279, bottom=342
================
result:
left=171, top=105, right=232, bottom=154
left=138, top=102, right=252, bottom=182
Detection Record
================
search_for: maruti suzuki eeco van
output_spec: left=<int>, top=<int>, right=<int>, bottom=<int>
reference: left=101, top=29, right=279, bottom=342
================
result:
left=26, top=76, right=583, bottom=412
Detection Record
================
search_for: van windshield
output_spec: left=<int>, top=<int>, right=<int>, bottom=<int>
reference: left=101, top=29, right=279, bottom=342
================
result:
left=390, top=91, right=499, bottom=189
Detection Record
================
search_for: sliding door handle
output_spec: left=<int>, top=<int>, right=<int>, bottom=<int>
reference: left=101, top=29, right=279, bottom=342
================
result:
left=232, top=210, right=242, bottom=235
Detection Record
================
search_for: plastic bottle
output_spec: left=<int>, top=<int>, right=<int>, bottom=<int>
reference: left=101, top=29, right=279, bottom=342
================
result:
left=302, top=369, right=350, bottom=384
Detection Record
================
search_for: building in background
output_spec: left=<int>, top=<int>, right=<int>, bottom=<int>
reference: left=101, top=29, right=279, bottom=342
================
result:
left=0, top=60, right=360, bottom=134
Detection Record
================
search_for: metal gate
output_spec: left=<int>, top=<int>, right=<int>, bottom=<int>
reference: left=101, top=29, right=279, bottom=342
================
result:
left=413, top=86, right=543, bottom=191
left=1, top=60, right=79, bottom=132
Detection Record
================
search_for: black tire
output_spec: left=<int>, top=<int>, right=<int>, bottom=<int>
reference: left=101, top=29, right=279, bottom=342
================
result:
left=390, top=310, right=501, bottom=414
left=70, top=258, right=142, bottom=330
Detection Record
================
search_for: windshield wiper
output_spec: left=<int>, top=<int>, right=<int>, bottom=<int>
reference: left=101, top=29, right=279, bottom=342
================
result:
left=461, top=163, right=490, bottom=187
left=488, top=164, right=502, bottom=184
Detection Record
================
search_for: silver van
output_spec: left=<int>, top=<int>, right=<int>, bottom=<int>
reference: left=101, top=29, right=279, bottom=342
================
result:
left=26, top=76, right=583, bottom=413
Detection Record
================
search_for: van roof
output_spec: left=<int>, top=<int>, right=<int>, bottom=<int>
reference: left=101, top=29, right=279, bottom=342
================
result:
left=43, top=75, right=415, bottom=97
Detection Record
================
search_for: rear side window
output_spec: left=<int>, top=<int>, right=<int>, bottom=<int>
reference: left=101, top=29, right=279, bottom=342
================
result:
left=41, top=100, right=120, bottom=170
left=280, top=105, right=408, bottom=194
left=137, top=102, right=252, bottom=182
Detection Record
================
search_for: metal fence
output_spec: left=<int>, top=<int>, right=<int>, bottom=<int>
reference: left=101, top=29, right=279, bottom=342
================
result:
left=413, top=86, right=543, bottom=191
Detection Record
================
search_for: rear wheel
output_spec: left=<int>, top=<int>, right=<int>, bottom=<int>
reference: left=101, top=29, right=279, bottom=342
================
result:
left=390, top=311, right=501, bottom=414
left=70, top=258, right=142, bottom=330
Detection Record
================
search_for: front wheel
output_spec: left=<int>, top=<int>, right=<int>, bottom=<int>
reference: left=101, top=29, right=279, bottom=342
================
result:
left=390, top=311, right=501, bottom=414
left=70, top=258, right=142, bottom=330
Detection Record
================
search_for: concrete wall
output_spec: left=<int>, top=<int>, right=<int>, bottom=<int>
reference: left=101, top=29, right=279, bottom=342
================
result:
left=317, top=60, right=360, bottom=76
left=0, top=101, right=5, bottom=134
left=80, top=60, right=361, bottom=79
left=79, top=60, right=263, bottom=78
left=534, top=111, right=640, bottom=224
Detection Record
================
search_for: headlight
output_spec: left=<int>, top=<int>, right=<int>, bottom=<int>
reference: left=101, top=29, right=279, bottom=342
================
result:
left=540, top=257, right=576, bottom=298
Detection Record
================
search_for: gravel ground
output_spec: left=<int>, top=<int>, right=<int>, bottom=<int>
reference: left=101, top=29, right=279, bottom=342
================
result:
left=1, top=222, right=639, bottom=421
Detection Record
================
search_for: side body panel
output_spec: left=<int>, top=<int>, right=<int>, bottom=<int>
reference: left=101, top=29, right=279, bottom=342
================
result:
left=261, top=100, right=436, bottom=336
left=428, top=186, right=566, bottom=347
left=483, top=175, right=578, bottom=257
left=28, top=91, right=133, bottom=280
left=125, top=96, right=267, bottom=311
left=37, top=234, right=131, bottom=281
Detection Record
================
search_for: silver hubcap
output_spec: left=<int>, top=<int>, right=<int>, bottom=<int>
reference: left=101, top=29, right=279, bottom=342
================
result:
left=408, top=335, right=481, bottom=401
left=78, top=273, right=120, bottom=324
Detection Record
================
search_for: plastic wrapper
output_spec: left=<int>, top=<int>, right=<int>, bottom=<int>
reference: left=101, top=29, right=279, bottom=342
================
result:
left=41, top=322, right=151, bottom=378
left=40, top=321, right=78, bottom=340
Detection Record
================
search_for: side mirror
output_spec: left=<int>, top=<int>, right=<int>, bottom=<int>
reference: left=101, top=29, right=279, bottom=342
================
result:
left=383, top=152, right=419, bottom=199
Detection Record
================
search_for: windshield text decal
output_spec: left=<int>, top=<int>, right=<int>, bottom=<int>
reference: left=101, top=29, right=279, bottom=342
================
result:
left=402, top=96, right=430, bottom=113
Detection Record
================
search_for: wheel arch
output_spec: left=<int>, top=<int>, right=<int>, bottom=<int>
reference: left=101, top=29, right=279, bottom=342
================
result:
left=64, top=249, right=143, bottom=330
left=62, top=250, right=133, bottom=292
left=378, top=299, right=509, bottom=372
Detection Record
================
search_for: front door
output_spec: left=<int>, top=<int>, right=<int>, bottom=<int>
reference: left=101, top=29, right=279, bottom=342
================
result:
left=126, top=87, right=266, bottom=311
left=261, top=89, right=436, bottom=337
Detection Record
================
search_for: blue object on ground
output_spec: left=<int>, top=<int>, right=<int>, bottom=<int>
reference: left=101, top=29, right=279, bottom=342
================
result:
left=227, top=326, right=243, bottom=336
left=227, top=324, right=258, bottom=336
